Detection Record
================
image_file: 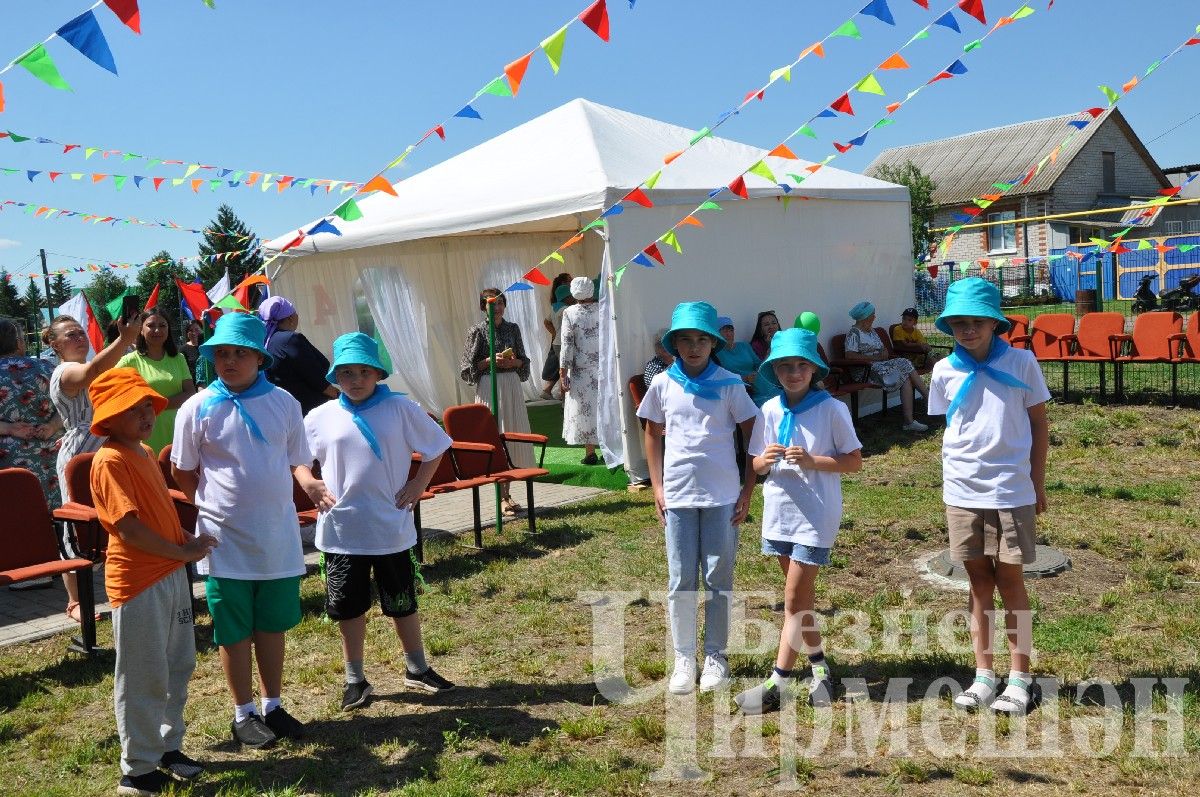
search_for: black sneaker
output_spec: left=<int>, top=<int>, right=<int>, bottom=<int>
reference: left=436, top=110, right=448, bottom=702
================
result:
left=230, top=714, right=277, bottom=749
left=159, top=749, right=204, bottom=781
left=264, top=705, right=305, bottom=740
left=118, top=769, right=172, bottom=796
left=341, top=679, right=374, bottom=711
left=404, top=666, right=456, bottom=694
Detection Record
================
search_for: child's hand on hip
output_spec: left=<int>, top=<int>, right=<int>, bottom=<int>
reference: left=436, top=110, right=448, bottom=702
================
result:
left=305, top=480, right=337, bottom=511
left=395, top=481, right=425, bottom=510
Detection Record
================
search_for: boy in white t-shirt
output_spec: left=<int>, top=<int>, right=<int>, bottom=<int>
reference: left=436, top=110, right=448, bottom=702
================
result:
left=735, top=329, right=862, bottom=715
left=927, top=278, right=1051, bottom=715
left=300, top=333, right=457, bottom=711
left=636, top=301, right=759, bottom=695
left=171, top=312, right=323, bottom=749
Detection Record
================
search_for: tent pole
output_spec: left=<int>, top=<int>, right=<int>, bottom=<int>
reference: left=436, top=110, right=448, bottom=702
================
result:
left=487, top=297, right=502, bottom=535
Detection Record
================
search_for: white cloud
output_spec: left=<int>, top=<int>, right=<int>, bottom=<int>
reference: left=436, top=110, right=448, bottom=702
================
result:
left=0, top=239, right=21, bottom=249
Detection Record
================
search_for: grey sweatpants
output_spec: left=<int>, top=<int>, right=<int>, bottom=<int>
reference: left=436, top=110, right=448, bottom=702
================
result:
left=112, top=568, right=196, bottom=776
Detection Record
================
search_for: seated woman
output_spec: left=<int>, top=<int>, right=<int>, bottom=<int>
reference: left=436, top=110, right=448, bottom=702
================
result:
left=890, top=307, right=942, bottom=370
left=642, top=328, right=674, bottom=391
left=844, top=301, right=928, bottom=432
left=749, top=310, right=781, bottom=359
left=714, top=316, right=777, bottom=406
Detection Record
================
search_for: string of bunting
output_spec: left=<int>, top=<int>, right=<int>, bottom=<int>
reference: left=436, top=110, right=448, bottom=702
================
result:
left=595, top=1, right=1036, bottom=289
left=0, top=1, right=150, bottom=113
left=4, top=244, right=261, bottom=280
left=0, top=129, right=361, bottom=192
left=267, top=0, right=626, bottom=267
left=501, top=0, right=963, bottom=292
left=0, top=197, right=255, bottom=240
left=0, top=162, right=359, bottom=196
left=937, top=21, right=1200, bottom=264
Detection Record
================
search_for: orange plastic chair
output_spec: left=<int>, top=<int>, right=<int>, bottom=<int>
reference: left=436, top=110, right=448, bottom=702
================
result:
left=1001, top=314, right=1029, bottom=346
left=0, top=468, right=99, bottom=654
left=1059, top=312, right=1124, bottom=399
left=442, top=404, right=550, bottom=535
left=412, top=441, right=498, bottom=555
left=1110, top=311, right=1183, bottom=402
left=62, top=451, right=107, bottom=562
left=1168, top=312, right=1200, bottom=363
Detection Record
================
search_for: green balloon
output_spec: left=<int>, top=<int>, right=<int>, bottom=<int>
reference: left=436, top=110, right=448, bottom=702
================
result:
left=794, top=311, right=821, bottom=334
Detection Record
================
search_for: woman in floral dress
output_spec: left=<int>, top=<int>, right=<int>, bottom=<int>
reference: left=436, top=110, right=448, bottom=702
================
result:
left=0, top=318, right=62, bottom=505
left=559, top=277, right=601, bottom=464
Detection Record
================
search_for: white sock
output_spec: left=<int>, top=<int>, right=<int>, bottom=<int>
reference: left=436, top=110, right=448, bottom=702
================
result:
left=234, top=701, right=257, bottom=723
left=955, top=668, right=997, bottom=707
left=405, top=649, right=428, bottom=675
left=995, top=671, right=1032, bottom=711
left=262, top=696, right=281, bottom=715
left=345, top=659, right=365, bottom=684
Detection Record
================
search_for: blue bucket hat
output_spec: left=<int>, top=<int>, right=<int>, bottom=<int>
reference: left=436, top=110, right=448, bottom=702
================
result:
left=662, top=301, right=726, bottom=357
left=199, top=312, right=273, bottom=369
left=935, top=277, right=1010, bottom=335
left=716, top=316, right=734, bottom=330
left=758, top=328, right=829, bottom=386
left=327, top=332, right=390, bottom=383
left=849, top=301, right=875, bottom=321
left=553, top=284, right=572, bottom=302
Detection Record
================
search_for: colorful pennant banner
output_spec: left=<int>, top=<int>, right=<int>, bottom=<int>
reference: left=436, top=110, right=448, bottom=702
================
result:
left=0, top=128, right=361, bottom=192
left=0, top=197, right=257, bottom=240
left=0, top=1, right=153, bottom=112
left=0, top=162, right=358, bottom=196
left=267, top=0, right=629, bottom=272
left=7, top=243, right=261, bottom=280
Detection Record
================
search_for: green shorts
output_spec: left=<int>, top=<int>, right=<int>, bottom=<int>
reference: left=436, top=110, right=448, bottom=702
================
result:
left=205, top=576, right=302, bottom=646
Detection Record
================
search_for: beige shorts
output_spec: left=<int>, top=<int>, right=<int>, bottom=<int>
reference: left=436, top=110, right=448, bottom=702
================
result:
left=946, top=505, right=1037, bottom=564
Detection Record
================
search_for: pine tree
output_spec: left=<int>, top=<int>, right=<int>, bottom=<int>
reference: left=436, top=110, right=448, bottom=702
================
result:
left=22, top=278, right=45, bottom=327
left=0, top=270, right=22, bottom=319
left=82, top=269, right=129, bottom=326
left=137, top=251, right=195, bottom=337
left=196, top=204, right=263, bottom=290
left=48, top=273, right=73, bottom=309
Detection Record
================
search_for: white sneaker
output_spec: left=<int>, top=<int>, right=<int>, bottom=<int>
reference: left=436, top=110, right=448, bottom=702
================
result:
left=668, top=655, right=696, bottom=694
left=698, top=654, right=730, bottom=692
left=902, top=420, right=929, bottom=432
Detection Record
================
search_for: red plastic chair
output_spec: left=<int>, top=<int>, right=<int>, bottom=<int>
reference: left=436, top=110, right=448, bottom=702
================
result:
left=62, top=451, right=107, bottom=562
left=1168, top=312, right=1200, bottom=363
left=0, top=468, right=99, bottom=654
left=1059, top=312, right=1124, bottom=399
left=1110, top=311, right=1183, bottom=402
left=1010, top=313, right=1074, bottom=397
left=1001, top=314, right=1030, bottom=346
left=442, top=404, right=549, bottom=534
left=412, top=441, right=497, bottom=556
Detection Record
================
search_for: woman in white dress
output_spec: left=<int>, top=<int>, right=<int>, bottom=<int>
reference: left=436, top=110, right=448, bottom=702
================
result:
left=844, top=301, right=928, bottom=432
left=559, top=276, right=601, bottom=464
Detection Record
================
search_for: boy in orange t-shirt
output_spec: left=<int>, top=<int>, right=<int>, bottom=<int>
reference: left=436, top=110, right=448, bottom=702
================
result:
left=88, top=368, right=217, bottom=796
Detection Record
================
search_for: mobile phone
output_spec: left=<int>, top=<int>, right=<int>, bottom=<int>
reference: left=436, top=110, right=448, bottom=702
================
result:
left=120, top=294, right=142, bottom=323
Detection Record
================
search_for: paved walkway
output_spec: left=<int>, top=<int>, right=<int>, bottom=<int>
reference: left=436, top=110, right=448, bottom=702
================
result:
left=0, top=482, right=606, bottom=649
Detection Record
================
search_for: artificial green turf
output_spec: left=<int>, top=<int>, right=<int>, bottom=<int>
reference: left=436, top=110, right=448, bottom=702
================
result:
left=526, top=402, right=629, bottom=491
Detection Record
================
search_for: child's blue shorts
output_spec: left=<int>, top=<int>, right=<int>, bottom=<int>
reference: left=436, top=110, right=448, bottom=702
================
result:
left=761, top=537, right=832, bottom=566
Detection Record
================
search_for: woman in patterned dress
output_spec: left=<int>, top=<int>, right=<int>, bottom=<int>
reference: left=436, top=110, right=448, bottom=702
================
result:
left=844, top=301, right=929, bottom=432
left=0, top=318, right=62, bottom=504
left=559, top=277, right=601, bottom=464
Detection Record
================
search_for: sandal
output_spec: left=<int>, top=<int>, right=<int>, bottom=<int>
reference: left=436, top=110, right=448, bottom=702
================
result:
left=501, top=498, right=524, bottom=518
left=990, top=678, right=1037, bottom=715
left=953, top=674, right=997, bottom=712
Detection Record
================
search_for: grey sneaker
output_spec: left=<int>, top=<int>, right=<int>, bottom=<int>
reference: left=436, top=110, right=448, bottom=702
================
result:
left=808, top=664, right=833, bottom=707
left=404, top=666, right=456, bottom=694
left=902, top=420, right=929, bottom=432
left=735, top=680, right=782, bottom=715
left=230, top=714, right=276, bottom=749
left=341, top=679, right=374, bottom=711
left=159, top=749, right=204, bottom=781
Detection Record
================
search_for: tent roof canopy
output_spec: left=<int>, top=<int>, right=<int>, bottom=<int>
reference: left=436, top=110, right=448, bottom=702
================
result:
left=266, top=98, right=908, bottom=255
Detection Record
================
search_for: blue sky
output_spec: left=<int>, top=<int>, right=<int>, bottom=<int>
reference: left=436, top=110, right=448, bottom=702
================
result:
left=0, top=0, right=1196, bottom=293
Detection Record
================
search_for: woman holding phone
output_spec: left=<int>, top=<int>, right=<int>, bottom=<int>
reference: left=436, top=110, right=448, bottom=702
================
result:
left=459, top=287, right=533, bottom=517
left=43, top=309, right=141, bottom=623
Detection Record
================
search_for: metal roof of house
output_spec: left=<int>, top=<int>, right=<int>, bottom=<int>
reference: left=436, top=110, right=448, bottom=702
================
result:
left=864, top=108, right=1168, bottom=206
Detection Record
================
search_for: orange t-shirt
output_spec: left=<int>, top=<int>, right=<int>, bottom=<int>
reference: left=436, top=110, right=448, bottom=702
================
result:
left=91, top=441, right=186, bottom=608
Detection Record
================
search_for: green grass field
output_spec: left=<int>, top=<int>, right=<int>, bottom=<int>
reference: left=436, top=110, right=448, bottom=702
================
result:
left=2, top=402, right=1198, bottom=796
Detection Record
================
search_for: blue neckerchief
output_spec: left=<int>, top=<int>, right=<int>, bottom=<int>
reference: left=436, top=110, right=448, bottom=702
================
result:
left=666, top=360, right=744, bottom=401
left=945, top=338, right=1032, bottom=419
left=778, top=389, right=832, bottom=447
left=200, top=371, right=274, bottom=442
left=338, top=384, right=405, bottom=460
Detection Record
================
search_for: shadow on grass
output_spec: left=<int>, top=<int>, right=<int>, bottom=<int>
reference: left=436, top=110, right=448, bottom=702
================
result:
left=0, top=648, right=113, bottom=711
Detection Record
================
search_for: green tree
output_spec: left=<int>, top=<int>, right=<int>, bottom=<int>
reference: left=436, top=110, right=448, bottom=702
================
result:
left=136, top=251, right=195, bottom=337
left=22, top=278, right=44, bottom=327
left=870, top=161, right=939, bottom=263
left=196, top=204, right=263, bottom=291
left=48, top=273, right=73, bottom=309
left=0, top=271, right=22, bottom=319
left=82, top=269, right=129, bottom=327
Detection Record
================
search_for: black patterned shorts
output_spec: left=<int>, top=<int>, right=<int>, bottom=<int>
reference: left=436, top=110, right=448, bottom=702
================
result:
left=323, top=550, right=420, bottom=621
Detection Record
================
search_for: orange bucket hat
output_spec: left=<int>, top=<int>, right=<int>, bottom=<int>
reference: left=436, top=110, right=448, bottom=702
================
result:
left=88, top=368, right=168, bottom=436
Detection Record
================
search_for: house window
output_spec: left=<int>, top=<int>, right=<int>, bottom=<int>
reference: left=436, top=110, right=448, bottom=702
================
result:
left=1188, top=220, right=1200, bottom=234
left=1102, top=151, right=1116, bottom=193
left=1166, top=220, right=1184, bottom=235
left=987, top=210, right=1017, bottom=253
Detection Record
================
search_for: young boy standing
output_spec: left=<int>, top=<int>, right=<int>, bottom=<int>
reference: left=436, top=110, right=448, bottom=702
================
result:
left=735, top=330, right=862, bottom=714
left=927, top=278, right=1050, bottom=714
left=300, top=333, right=456, bottom=710
left=637, top=301, right=759, bottom=694
left=172, top=313, right=321, bottom=748
left=88, top=368, right=218, bottom=795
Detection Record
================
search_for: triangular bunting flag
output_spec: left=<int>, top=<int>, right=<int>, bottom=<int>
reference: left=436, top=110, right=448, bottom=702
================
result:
left=769, top=66, right=791, bottom=83
left=15, top=44, right=71, bottom=90
left=768, top=144, right=798, bottom=159
left=307, top=219, right=342, bottom=236
left=643, top=170, right=662, bottom=189
left=540, top=26, right=568, bottom=73
left=878, top=52, right=909, bottom=70
left=830, top=94, right=855, bottom=115
left=927, top=265, right=939, bottom=279
left=624, top=187, right=653, bottom=207
left=613, top=265, right=627, bottom=287
left=698, top=201, right=722, bottom=211
left=831, top=19, right=862, bottom=39
left=689, top=127, right=712, bottom=145
left=885, top=101, right=902, bottom=113
left=579, top=0, right=610, bottom=42
left=56, top=11, right=118, bottom=75
left=747, top=161, right=776, bottom=183
left=644, top=244, right=665, bottom=265
left=480, top=76, right=513, bottom=97
left=860, top=0, right=895, bottom=26
left=631, top=253, right=654, bottom=268
left=855, top=73, right=885, bottom=95
left=947, top=59, right=969, bottom=74
left=333, top=198, right=363, bottom=221
left=359, top=174, right=397, bottom=196
left=663, top=150, right=684, bottom=165
left=523, top=267, right=552, bottom=285
left=104, top=0, right=141, bottom=34
left=933, top=11, right=961, bottom=32
left=504, top=52, right=533, bottom=96
left=1099, top=85, right=1120, bottom=105
left=679, top=216, right=703, bottom=227
left=660, top=230, right=682, bottom=254
left=795, top=124, right=818, bottom=138
left=728, top=175, right=748, bottom=199
left=958, top=0, right=986, bottom=24
left=454, top=104, right=482, bottom=120
left=799, top=42, right=825, bottom=59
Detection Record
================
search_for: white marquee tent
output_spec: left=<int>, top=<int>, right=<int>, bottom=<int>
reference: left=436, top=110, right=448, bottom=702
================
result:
left=265, top=98, right=913, bottom=476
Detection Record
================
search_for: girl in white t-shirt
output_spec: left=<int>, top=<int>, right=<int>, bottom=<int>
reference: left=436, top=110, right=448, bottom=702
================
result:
left=736, top=329, right=862, bottom=715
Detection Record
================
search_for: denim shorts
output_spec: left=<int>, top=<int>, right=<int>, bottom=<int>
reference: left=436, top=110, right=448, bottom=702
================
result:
left=761, top=537, right=832, bottom=566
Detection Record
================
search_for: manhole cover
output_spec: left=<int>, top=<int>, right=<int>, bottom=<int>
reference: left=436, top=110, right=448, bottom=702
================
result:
left=926, top=545, right=1071, bottom=582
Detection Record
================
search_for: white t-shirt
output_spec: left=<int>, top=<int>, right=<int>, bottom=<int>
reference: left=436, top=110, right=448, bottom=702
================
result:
left=635, top=367, right=759, bottom=508
left=748, top=395, right=862, bottom=547
left=305, top=395, right=452, bottom=556
left=927, top=345, right=1051, bottom=509
left=172, top=384, right=312, bottom=579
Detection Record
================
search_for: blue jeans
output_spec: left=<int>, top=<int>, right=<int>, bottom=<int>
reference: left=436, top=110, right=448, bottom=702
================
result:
left=664, top=504, right=737, bottom=658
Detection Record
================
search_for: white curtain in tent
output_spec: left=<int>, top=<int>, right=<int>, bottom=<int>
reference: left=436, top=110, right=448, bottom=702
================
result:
left=360, top=267, right=440, bottom=412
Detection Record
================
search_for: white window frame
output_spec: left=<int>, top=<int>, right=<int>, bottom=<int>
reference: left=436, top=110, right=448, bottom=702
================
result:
left=987, top=210, right=1017, bottom=254
left=1187, top=219, right=1200, bottom=234
left=1166, top=220, right=1184, bottom=235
